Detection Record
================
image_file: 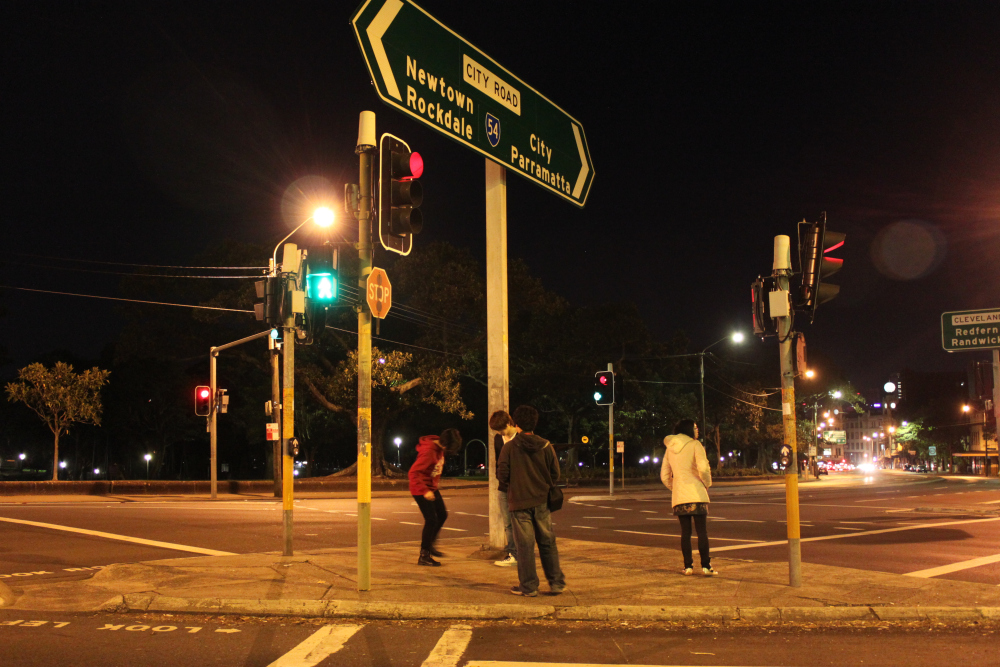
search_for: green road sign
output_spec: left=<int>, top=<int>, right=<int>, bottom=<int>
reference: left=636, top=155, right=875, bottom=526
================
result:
left=351, top=0, right=595, bottom=207
left=941, top=308, right=1000, bottom=352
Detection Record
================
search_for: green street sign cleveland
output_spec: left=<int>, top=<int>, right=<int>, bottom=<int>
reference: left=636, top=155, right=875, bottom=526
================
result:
left=351, top=0, right=595, bottom=207
left=941, top=308, right=1000, bottom=352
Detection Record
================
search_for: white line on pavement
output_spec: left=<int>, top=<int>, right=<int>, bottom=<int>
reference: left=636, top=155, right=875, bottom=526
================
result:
left=454, top=512, right=488, bottom=517
left=640, top=510, right=658, bottom=513
left=832, top=527, right=865, bottom=531
left=614, top=530, right=764, bottom=542
left=467, top=663, right=758, bottom=667
left=399, top=521, right=421, bottom=526
left=839, top=521, right=875, bottom=524
left=711, top=516, right=1000, bottom=553
left=571, top=526, right=597, bottom=529
left=711, top=519, right=764, bottom=523
left=582, top=517, right=614, bottom=519
left=421, top=624, right=472, bottom=667
left=0, top=517, right=235, bottom=556
left=441, top=527, right=467, bottom=532
left=267, top=624, right=361, bottom=667
left=905, top=553, right=1000, bottom=578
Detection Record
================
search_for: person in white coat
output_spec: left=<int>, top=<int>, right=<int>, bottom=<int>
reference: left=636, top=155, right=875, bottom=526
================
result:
left=661, top=419, right=718, bottom=576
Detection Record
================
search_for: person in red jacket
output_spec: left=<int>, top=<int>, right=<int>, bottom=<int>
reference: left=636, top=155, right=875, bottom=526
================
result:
left=408, top=428, right=462, bottom=566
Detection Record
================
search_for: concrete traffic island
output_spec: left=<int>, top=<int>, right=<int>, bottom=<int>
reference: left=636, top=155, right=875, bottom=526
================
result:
left=7, top=536, right=1000, bottom=624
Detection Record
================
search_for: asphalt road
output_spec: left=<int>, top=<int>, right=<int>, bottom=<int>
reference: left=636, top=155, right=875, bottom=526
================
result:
left=2, top=472, right=999, bottom=587
left=1, top=610, right=996, bottom=666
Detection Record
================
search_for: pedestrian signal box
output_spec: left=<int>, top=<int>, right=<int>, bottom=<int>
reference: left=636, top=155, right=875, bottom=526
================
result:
left=594, top=371, right=614, bottom=405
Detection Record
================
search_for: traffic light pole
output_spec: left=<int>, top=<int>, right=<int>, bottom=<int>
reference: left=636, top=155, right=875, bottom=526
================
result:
left=608, top=362, right=614, bottom=497
left=773, top=235, right=802, bottom=587
left=282, top=279, right=296, bottom=556
left=207, top=330, right=272, bottom=500
left=271, top=337, right=282, bottom=498
left=357, top=112, right=376, bottom=590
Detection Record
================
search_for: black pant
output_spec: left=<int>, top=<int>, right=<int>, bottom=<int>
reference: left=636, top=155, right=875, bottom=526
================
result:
left=413, top=490, right=447, bottom=551
left=678, top=514, right=711, bottom=569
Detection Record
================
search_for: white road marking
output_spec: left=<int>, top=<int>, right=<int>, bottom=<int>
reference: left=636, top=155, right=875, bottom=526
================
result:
left=571, top=526, right=597, bottom=529
left=421, top=624, right=472, bottom=667
left=467, top=663, right=757, bottom=667
left=712, top=516, right=1000, bottom=553
left=640, top=510, right=658, bottom=513
left=399, top=521, right=421, bottom=526
left=267, top=624, right=362, bottom=667
left=905, top=552, right=1000, bottom=578
left=441, top=527, right=467, bottom=532
left=711, top=519, right=764, bottom=523
left=582, top=516, right=614, bottom=519
left=839, top=521, right=875, bottom=524
left=614, top=530, right=763, bottom=542
left=832, top=527, right=865, bottom=531
left=455, top=512, right=488, bottom=518
left=392, top=511, right=420, bottom=514
left=0, top=517, right=235, bottom=556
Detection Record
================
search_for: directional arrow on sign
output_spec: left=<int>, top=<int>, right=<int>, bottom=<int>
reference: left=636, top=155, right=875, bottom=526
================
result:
left=351, top=0, right=595, bottom=207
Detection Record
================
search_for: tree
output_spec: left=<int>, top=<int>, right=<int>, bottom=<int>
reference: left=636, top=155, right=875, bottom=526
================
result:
left=301, top=347, right=472, bottom=477
left=6, top=362, right=111, bottom=480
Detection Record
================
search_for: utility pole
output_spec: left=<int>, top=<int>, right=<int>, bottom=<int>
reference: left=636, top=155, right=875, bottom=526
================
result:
left=773, top=234, right=802, bottom=587
left=356, top=111, right=376, bottom=590
left=485, top=159, right=509, bottom=550
left=608, top=362, right=614, bottom=497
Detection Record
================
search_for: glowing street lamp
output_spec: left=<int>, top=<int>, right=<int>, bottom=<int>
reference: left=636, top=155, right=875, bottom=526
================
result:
left=699, top=332, right=745, bottom=453
left=804, top=369, right=815, bottom=379
left=19, top=453, right=26, bottom=461
left=144, top=453, right=152, bottom=480
left=832, top=390, right=843, bottom=399
left=394, top=437, right=402, bottom=467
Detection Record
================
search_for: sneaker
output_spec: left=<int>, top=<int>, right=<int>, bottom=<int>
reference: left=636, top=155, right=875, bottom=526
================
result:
left=510, top=585, right=538, bottom=597
left=494, top=554, right=517, bottom=567
left=548, top=585, right=565, bottom=595
left=682, top=568, right=694, bottom=576
left=417, top=550, right=441, bottom=567
left=702, top=566, right=719, bottom=576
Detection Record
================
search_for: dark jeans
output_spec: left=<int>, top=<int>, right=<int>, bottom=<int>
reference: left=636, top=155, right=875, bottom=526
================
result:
left=511, top=503, right=565, bottom=594
left=413, top=491, right=447, bottom=551
left=678, top=514, right=711, bottom=569
left=498, top=490, right=516, bottom=555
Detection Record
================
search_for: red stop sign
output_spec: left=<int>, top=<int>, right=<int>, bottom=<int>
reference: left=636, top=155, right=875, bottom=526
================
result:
left=366, top=267, right=392, bottom=319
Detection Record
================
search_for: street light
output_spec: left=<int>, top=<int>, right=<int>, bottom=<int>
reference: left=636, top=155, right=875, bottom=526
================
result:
left=832, top=390, right=843, bottom=399
left=271, top=206, right=337, bottom=269
left=804, top=369, right=815, bottom=379
left=394, top=437, right=402, bottom=467
left=144, top=453, right=152, bottom=480
left=699, top=332, right=745, bottom=454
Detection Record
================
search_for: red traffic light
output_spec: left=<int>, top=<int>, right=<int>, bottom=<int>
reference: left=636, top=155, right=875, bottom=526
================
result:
left=195, top=385, right=212, bottom=416
left=599, top=375, right=608, bottom=385
left=408, top=152, right=423, bottom=179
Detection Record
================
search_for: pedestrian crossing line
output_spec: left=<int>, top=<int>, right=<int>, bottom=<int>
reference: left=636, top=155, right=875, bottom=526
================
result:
left=571, top=525, right=597, bottom=529
left=441, top=527, right=467, bottom=532
left=420, top=624, right=472, bottom=667
left=640, top=510, right=658, bottom=513
left=400, top=521, right=421, bottom=526
left=833, top=527, right=865, bottom=531
left=455, top=512, right=489, bottom=517
left=267, top=624, right=361, bottom=667
left=711, top=519, right=764, bottom=523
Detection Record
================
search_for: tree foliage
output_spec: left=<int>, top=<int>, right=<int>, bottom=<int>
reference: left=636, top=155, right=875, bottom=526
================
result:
left=6, top=362, right=110, bottom=480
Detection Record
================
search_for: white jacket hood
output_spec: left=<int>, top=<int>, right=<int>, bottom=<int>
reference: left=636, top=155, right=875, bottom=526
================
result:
left=664, top=433, right=695, bottom=455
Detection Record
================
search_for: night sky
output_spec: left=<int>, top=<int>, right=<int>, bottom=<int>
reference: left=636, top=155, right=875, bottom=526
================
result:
left=5, top=1, right=1000, bottom=392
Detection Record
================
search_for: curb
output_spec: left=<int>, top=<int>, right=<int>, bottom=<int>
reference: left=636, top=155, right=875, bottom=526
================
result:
left=98, top=595, right=1000, bottom=623
left=0, top=581, right=14, bottom=607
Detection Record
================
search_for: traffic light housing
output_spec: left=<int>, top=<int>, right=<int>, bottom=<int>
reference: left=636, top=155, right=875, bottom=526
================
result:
left=254, top=277, right=282, bottom=326
left=303, top=244, right=338, bottom=343
left=594, top=371, right=615, bottom=405
left=379, top=134, right=423, bottom=255
left=798, top=212, right=844, bottom=322
left=195, top=386, right=212, bottom=417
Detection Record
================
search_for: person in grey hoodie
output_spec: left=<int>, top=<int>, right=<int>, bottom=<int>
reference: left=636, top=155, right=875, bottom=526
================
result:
left=661, top=419, right=718, bottom=576
left=497, top=404, right=565, bottom=597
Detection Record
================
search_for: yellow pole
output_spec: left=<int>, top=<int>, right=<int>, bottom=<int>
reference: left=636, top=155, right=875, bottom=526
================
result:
left=356, top=112, right=375, bottom=591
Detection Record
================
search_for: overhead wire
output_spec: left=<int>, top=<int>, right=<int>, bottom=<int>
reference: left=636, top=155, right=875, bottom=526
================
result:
left=10, top=252, right=267, bottom=270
